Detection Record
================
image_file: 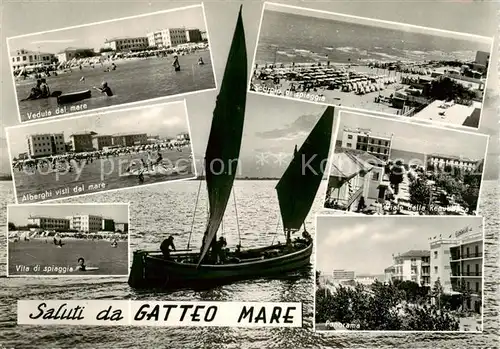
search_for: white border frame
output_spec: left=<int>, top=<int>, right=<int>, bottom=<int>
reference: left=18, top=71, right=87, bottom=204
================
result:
left=5, top=99, right=198, bottom=204
left=6, top=202, right=131, bottom=278
left=247, top=2, right=495, bottom=131
left=321, top=109, right=490, bottom=216
left=312, top=214, right=486, bottom=333
left=6, top=3, right=218, bottom=124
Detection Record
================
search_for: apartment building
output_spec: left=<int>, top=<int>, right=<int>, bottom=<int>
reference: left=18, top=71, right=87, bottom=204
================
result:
left=69, top=132, right=97, bottom=152
left=426, top=153, right=479, bottom=173
left=147, top=28, right=188, bottom=48
left=27, top=216, right=70, bottom=230
left=92, top=135, right=113, bottom=150
left=26, top=133, right=66, bottom=158
left=104, top=37, right=148, bottom=52
left=67, top=215, right=103, bottom=233
left=391, top=250, right=431, bottom=286
left=332, top=269, right=355, bottom=281
left=11, top=49, right=55, bottom=69
left=341, top=127, right=393, bottom=162
left=112, top=133, right=148, bottom=147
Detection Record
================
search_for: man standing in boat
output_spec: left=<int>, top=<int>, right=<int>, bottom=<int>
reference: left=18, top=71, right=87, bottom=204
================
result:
left=160, top=236, right=176, bottom=259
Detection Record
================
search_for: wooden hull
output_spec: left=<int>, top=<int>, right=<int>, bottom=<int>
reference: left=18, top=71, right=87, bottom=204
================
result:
left=128, top=242, right=313, bottom=290
left=57, top=89, right=91, bottom=104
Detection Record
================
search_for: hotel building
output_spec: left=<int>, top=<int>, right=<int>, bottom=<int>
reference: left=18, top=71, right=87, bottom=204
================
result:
left=69, top=132, right=96, bottom=152
left=147, top=28, right=188, bottom=48
left=27, top=216, right=70, bottom=230
left=92, top=135, right=113, bottom=150
left=102, top=218, right=115, bottom=231
left=104, top=37, right=148, bottom=52
left=429, top=223, right=483, bottom=312
left=67, top=214, right=103, bottom=233
left=27, top=133, right=66, bottom=158
left=391, top=250, right=431, bottom=287
left=112, top=133, right=148, bottom=147
left=56, top=48, right=95, bottom=63
left=185, top=28, right=202, bottom=42
left=325, top=149, right=385, bottom=211
left=341, top=127, right=393, bottom=162
left=426, top=154, right=479, bottom=173
left=10, top=49, right=55, bottom=70
left=332, top=269, right=355, bottom=281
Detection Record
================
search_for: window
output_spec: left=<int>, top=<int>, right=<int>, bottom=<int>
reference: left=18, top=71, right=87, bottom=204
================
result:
left=475, top=245, right=479, bottom=256
left=475, top=282, right=479, bottom=292
left=347, top=135, right=353, bottom=139
left=434, top=251, right=438, bottom=259
left=434, top=266, right=438, bottom=274
left=346, top=142, right=352, bottom=148
left=370, top=147, right=373, bottom=152
left=372, top=172, right=379, bottom=181
left=466, top=247, right=470, bottom=258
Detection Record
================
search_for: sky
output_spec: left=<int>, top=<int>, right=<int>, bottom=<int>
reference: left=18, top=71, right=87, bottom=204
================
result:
left=265, top=3, right=493, bottom=45
left=6, top=102, right=189, bottom=157
left=337, top=111, right=489, bottom=160
left=8, top=204, right=129, bottom=226
left=7, top=5, right=207, bottom=54
left=1, top=1, right=498, bottom=179
left=316, top=216, right=483, bottom=275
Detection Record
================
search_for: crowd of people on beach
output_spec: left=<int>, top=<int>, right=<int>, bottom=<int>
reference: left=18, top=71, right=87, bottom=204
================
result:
left=12, top=140, right=191, bottom=175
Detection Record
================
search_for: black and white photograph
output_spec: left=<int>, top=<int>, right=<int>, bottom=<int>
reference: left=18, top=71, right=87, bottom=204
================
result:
left=315, top=216, right=484, bottom=332
left=1, top=1, right=499, bottom=348
left=7, top=4, right=216, bottom=123
left=6, top=101, right=196, bottom=203
left=7, top=203, right=129, bottom=276
left=249, top=3, right=492, bottom=129
left=323, top=110, right=488, bottom=216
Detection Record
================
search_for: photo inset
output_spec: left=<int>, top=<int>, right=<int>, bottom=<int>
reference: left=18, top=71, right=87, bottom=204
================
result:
left=6, top=100, right=196, bottom=203
left=323, top=110, right=488, bottom=216
left=315, top=216, right=484, bottom=332
left=7, top=204, right=130, bottom=277
left=7, top=4, right=216, bottom=123
left=249, top=3, right=492, bottom=129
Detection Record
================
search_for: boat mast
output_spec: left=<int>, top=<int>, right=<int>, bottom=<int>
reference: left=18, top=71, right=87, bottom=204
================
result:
left=187, top=168, right=204, bottom=250
left=232, top=187, right=242, bottom=247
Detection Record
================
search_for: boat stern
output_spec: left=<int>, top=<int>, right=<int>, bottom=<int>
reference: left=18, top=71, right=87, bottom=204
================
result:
left=128, top=250, right=146, bottom=288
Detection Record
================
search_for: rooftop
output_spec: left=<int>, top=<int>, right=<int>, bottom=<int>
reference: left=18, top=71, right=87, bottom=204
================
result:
left=413, top=99, right=482, bottom=126
left=426, top=153, right=478, bottom=163
left=70, top=131, right=97, bottom=137
left=112, top=132, right=147, bottom=137
left=105, top=36, right=147, bottom=42
left=343, top=127, right=393, bottom=140
left=397, top=250, right=431, bottom=258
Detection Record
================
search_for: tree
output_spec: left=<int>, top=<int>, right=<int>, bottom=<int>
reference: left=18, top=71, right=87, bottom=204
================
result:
left=316, top=271, right=321, bottom=287
left=409, top=179, right=431, bottom=213
left=458, top=281, right=472, bottom=312
left=432, top=278, right=444, bottom=309
left=461, top=185, right=479, bottom=214
left=315, top=281, right=459, bottom=330
left=8, top=222, right=16, bottom=231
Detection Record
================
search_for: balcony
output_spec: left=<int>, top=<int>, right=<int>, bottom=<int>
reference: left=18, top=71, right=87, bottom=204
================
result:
left=451, top=252, right=483, bottom=261
left=451, top=272, right=482, bottom=277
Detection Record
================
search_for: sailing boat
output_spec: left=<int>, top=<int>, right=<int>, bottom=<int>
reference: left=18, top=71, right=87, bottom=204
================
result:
left=127, top=7, right=334, bottom=290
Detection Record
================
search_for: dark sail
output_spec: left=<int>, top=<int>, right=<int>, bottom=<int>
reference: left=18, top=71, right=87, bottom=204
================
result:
left=198, top=7, right=247, bottom=265
left=275, top=106, right=334, bottom=230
